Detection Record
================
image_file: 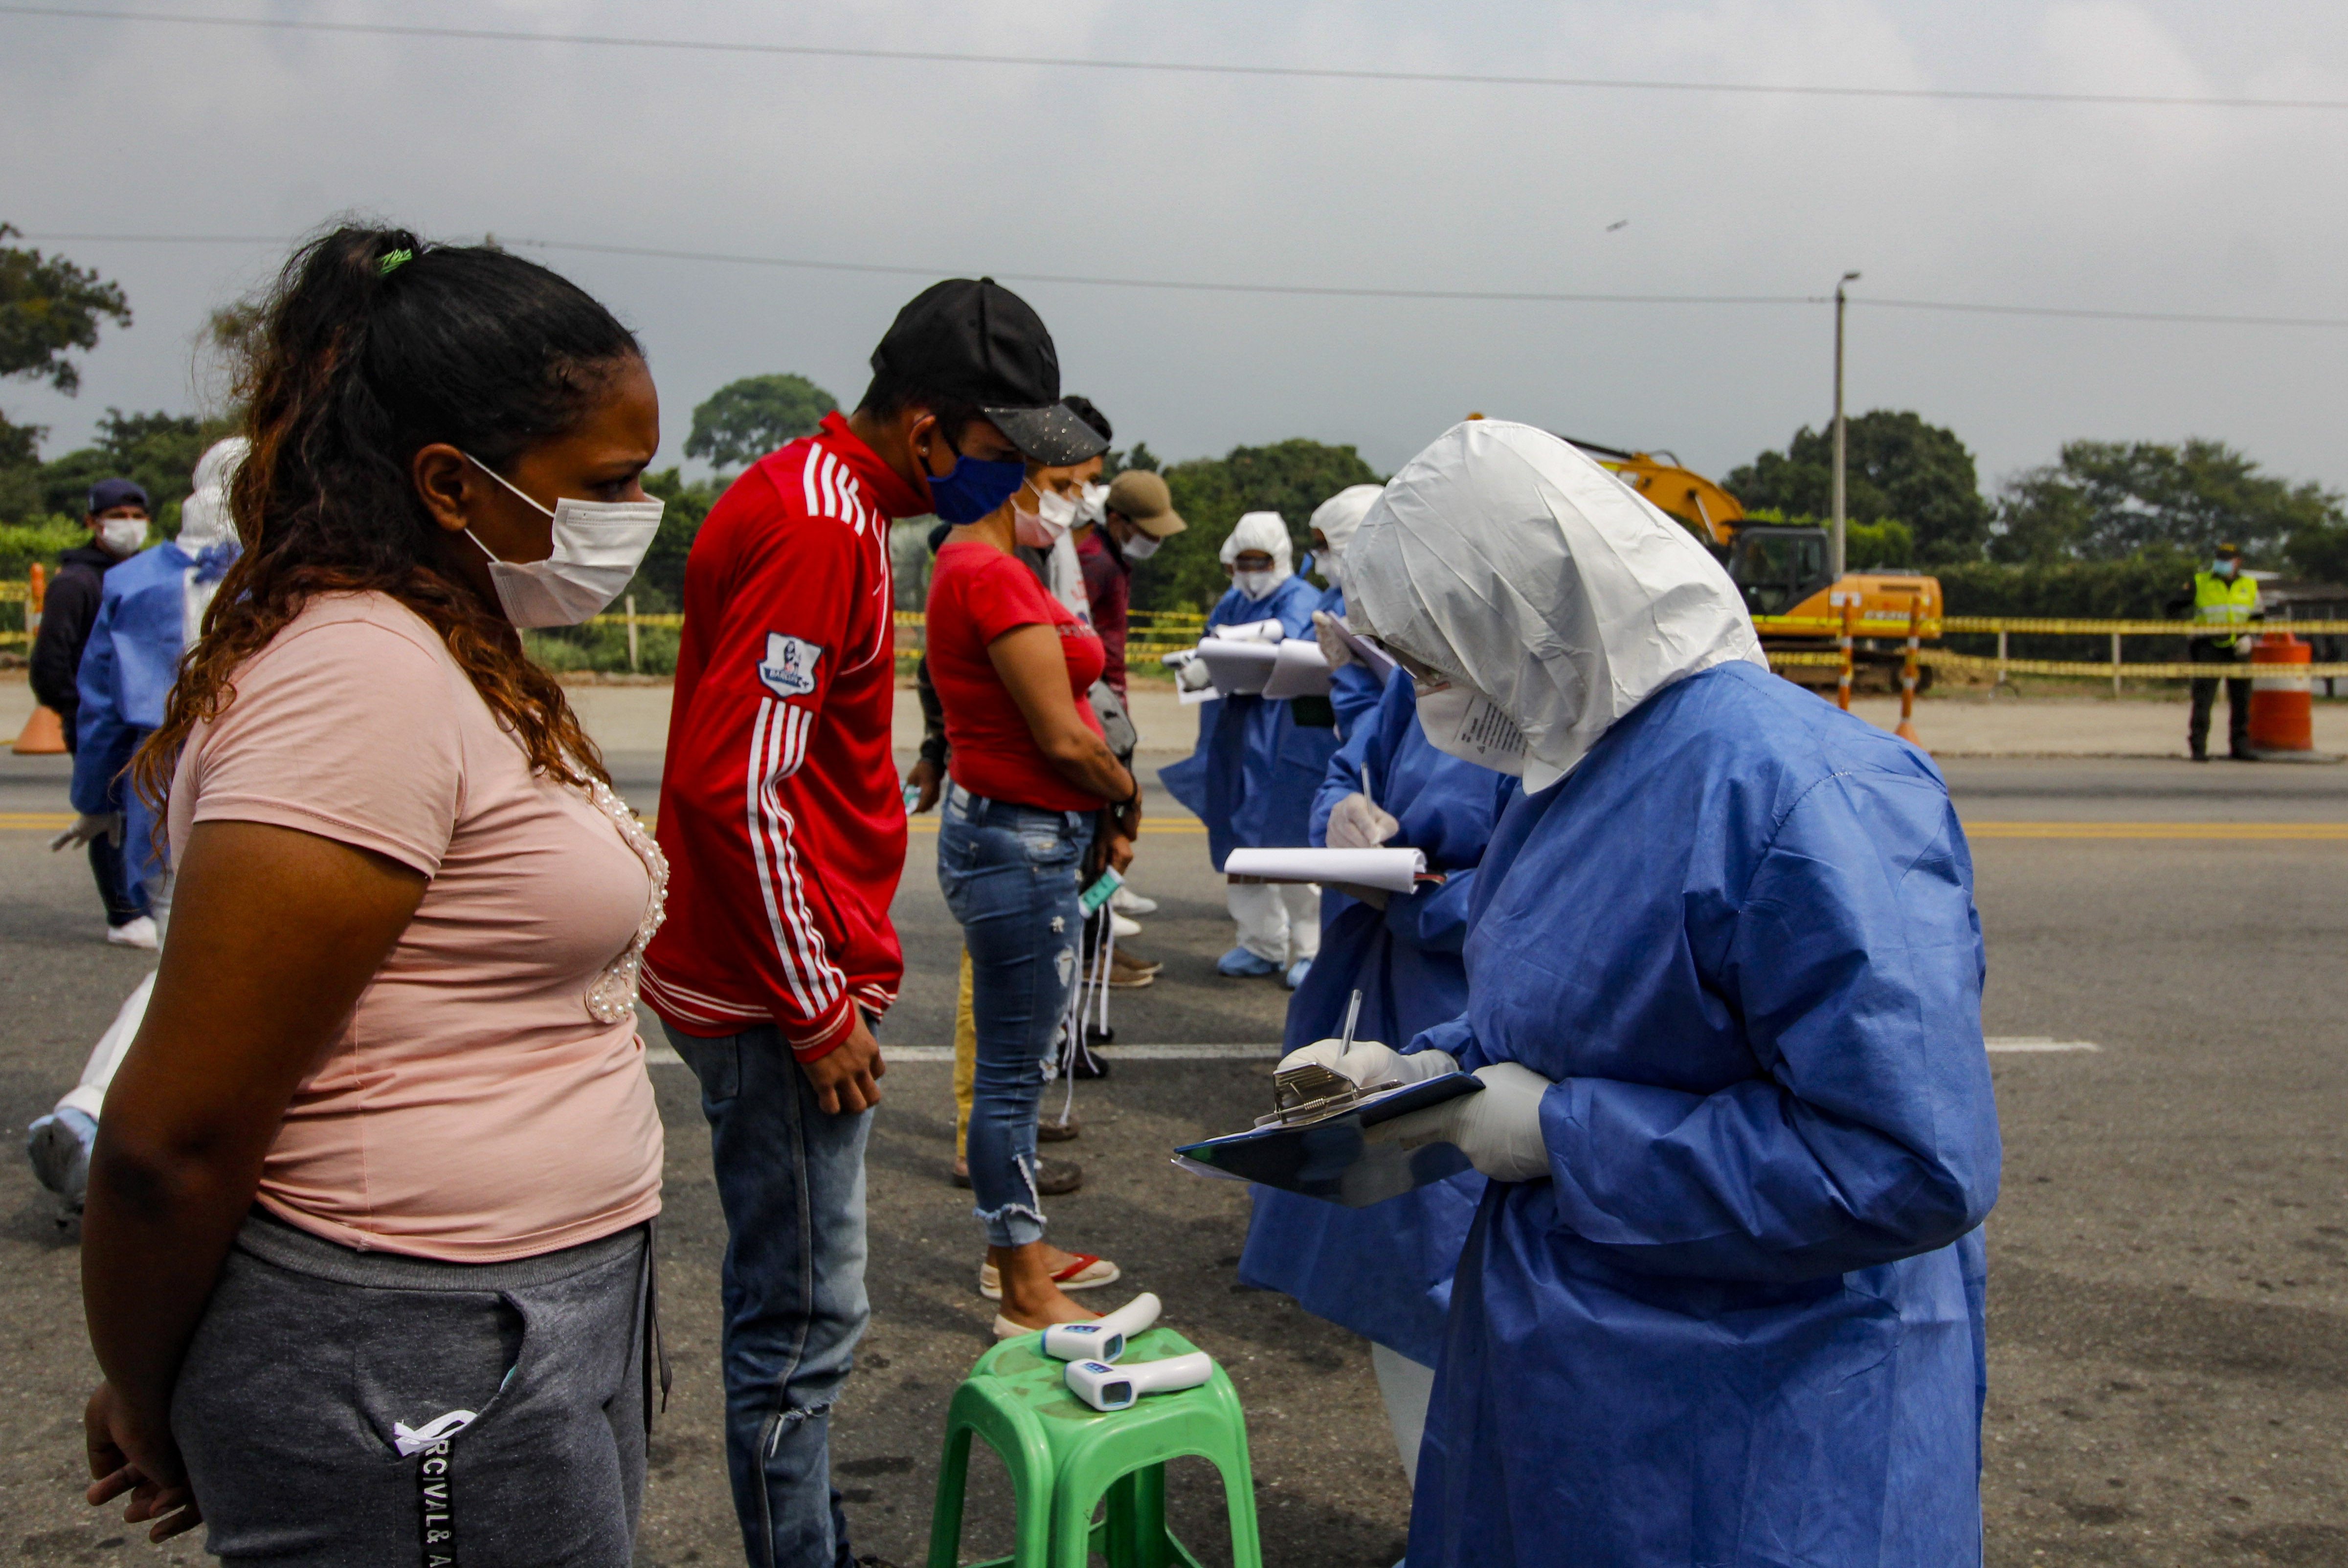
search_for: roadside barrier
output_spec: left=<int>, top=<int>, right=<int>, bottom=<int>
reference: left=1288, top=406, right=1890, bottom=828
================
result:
left=2248, top=634, right=2316, bottom=754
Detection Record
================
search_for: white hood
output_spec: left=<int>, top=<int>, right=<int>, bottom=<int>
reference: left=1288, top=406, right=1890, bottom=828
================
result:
left=1348, top=420, right=1766, bottom=784
left=176, top=435, right=250, bottom=551
left=1218, top=510, right=1293, bottom=576
left=1309, top=484, right=1383, bottom=560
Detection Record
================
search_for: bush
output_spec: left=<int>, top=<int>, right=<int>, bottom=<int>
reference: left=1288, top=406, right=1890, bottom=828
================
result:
left=1934, top=552, right=2202, bottom=660
left=523, top=621, right=680, bottom=677
left=0, top=514, right=87, bottom=579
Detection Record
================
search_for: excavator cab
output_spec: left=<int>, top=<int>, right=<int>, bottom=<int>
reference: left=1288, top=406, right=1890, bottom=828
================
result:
left=1726, top=526, right=1834, bottom=618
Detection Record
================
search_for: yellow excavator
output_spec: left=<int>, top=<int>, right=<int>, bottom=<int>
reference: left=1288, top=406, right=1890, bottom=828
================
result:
left=1566, top=439, right=1943, bottom=691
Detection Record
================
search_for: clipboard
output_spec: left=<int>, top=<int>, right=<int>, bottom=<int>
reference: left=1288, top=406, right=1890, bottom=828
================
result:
left=1172, top=1071, right=1483, bottom=1207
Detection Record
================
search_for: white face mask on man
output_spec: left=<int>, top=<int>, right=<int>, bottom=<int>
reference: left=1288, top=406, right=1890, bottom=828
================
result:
left=1121, top=530, right=1162, bottom=561
left=1234, top=568, right=1281, bottom=600
left=1417, top=682, right=1572, bottom=792
left=96, top=517, right=147, bottom=558
left=463, top=454, right=664, bottom=629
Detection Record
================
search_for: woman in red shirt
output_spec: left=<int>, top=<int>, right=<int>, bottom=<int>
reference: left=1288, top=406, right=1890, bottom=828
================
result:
left=926, top=468, right=1141, bottom=1335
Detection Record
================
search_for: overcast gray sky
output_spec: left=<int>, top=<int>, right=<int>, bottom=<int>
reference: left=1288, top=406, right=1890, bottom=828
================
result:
left=5, top=0, right=2346, bottom=503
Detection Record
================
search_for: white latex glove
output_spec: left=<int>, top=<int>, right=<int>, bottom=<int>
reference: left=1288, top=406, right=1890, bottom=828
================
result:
left=1368, top=1061, right=1554, bottom=1183
left=1277, top=1037, right=1458, bottom=1090
left=1177, top=656, right=1215, bottom=692
left=1311, top=610, right=1354, bottom=670
left=1222, top=618, right=1288, bottom=645
left=50, top=812, right=123, bottom=853
left=1325, top=792, right=1400, bottom=851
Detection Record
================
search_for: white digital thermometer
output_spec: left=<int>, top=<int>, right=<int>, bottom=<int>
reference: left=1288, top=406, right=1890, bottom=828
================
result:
left=1040, top=1292, right=1163, bottom=1364
left=1065, top=1350, right=1215, bottom=1413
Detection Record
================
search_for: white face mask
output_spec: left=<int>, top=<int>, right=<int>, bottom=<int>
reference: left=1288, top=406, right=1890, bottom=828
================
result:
left=97, top=517, right=147, bottom=558
left=1076, top=482, right=1107, bottom=529
left=1016, top=489, right=1075, bottom=550
left=1414, top=682, right=1528, bottom=777
left=1235, top=568, right=1280, bottom=600
left=1321, top=552, right=1347, bottom=595
left=463, top=454, right=664, bottom=629
left=1121, top=530, right=1162, bottom=561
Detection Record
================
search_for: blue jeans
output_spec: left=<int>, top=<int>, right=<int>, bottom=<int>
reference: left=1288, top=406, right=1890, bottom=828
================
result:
left=665, top=1021, right=868, bottom=1568
left=936, top=782, right=1095, bottom=1249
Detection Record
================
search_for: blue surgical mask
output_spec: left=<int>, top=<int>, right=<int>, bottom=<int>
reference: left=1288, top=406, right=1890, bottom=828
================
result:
left=2214, top=559, right=2237, bottom=578
left=926, top=452, right=1027, bottom=525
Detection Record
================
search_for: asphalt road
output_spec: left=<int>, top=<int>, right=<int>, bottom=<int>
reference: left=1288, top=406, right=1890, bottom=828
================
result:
left=0, top=747, right=2342, bottom=1566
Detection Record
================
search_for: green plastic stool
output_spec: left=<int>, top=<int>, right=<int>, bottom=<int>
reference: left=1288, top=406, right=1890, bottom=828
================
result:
left=925, top=1326, right=1264, bottom=1568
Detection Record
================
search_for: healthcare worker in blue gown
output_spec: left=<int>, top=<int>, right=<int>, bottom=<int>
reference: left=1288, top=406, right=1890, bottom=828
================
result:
left=69, top=435, right=248, bottom=918
left=31, top=437, right=247, bottom=1213
left=1238, top=663, right=1515, bottom=1486
left=1285, top=419, right=2001, bottom=1568
left=1158, top=510, right=1341, bottom=988
left=1304, top=484, right=1388, bottom=740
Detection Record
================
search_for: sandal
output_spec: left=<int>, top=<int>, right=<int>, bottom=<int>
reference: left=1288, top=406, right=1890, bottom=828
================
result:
left=978, top=1253, right=1121, bottom=1302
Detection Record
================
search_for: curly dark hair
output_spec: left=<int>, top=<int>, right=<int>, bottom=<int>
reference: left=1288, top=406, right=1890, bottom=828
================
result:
left=134, top=225, right=643, bottom=813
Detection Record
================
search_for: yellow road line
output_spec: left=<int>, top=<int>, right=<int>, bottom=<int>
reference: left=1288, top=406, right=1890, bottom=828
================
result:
left=1967, top=821, right=2348, bottom=840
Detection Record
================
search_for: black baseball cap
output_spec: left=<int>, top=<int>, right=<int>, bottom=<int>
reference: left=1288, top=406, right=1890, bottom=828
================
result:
left=87, top=477, right=150, bottom=516
left=870, top=278, right=1109, bottom=466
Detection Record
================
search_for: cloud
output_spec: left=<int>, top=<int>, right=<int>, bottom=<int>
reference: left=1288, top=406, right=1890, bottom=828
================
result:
left=3, top=0, right=2345, bottom=500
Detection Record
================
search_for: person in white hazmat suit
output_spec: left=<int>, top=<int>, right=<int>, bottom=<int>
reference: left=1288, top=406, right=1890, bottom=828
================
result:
left=1288, top=420, right=1998, bottom=1567
left=27, top=438, right=250, bottom=1212
left=1158, top=511, right=1341, bottom=984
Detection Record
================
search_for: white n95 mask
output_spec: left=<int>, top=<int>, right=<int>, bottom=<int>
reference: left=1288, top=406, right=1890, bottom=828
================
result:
left=463, top=454, right=663, bottom=629
left=1415, top=683, right=1528, bottom=777
left=1121, top=531, right=1162, bottom=561
left=1235, top=569, right=1279, bottom=600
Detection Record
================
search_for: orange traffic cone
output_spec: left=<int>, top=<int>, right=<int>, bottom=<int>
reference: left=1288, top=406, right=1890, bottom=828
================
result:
left=12, top=705, right=66, bottom=755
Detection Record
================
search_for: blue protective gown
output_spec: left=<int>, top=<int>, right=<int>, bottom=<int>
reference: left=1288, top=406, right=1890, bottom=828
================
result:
left=1315, top=581, right=1386, bottom=740
left=1157, top=574, right=1341, bottom=865
left=1238, top=671, right=1516, bottom=1365
left=72, top=542, right=201, bottom=904
left=1409, top=659, right=2000, bottom=1568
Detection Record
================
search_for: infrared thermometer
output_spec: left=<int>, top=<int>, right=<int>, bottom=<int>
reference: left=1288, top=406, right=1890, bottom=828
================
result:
left=1040, top=1292, right=1163, bottom=1364
left=1065, top=1350, right=1215, bottom=1413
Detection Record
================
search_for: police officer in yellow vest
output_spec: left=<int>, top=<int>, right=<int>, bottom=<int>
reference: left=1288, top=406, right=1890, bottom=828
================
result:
left=2167, top=542, right=2262, bottom=761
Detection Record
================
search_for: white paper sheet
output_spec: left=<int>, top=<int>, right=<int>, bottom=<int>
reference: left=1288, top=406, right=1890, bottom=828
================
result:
left=1197, top=638, right=1279, bottom=695
left=1261, top=639, right=1333, bottom=699
left=1223, top=846, right=1428, bottom=892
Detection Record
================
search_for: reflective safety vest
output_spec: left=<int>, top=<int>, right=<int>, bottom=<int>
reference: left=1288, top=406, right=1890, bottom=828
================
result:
left=2193, top=571, right=2260, bottom=648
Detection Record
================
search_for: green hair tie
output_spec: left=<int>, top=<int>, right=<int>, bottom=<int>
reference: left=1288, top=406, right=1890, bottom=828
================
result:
left=378, top=248, right=415, bottom=277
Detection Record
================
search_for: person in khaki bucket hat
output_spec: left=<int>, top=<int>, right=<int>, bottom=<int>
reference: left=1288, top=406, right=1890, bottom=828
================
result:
left=1102, top=469, right=1185, bottom=549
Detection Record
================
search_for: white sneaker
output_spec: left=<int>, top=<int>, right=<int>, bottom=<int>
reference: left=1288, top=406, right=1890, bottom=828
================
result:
left=1110, top=886, right=1159, bottom=916
left=1111, top=913, right=1142, bottom=939
left=105, top=916, right=158, bottom=951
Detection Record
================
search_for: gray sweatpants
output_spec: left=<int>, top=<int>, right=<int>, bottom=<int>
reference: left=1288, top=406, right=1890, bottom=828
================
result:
left=171, top=1209, right=654, bottom=1566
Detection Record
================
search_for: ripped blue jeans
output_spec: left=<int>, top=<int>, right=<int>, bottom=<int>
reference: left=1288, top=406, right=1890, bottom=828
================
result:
left=937, top=781, right=1095, bottom=1248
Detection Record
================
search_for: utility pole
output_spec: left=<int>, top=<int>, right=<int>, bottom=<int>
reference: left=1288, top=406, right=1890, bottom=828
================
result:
left=1831, top=270, right=1861, bottom=579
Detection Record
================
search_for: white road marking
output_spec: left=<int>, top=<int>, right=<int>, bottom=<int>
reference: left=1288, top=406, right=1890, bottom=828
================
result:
left=639, top=1018, right=2094, bottom=1066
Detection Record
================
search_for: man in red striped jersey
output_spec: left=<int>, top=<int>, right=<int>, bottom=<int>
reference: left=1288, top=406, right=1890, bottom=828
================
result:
left=644, top=278, right=1105, bottom=1568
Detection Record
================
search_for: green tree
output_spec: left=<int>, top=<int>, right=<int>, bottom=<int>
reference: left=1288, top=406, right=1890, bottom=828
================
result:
left=1130, top=439, right=1384, bottom=613
left=685, top=374, right=837, bottom=469
left=1724, top=410, right=1992, bottom=564
left=625, top=466, right=725, bottom=609
left=0, top=224, right=132, bottom=395
left=37, top=407, right=223, bottom=524
left=0, top=225, right=136, bottom=523
left=1989, top=438, right=2344, bottom=567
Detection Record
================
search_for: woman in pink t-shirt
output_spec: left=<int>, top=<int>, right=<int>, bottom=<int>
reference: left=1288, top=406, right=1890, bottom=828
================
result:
left=79, top=228, right=669, bottom=1563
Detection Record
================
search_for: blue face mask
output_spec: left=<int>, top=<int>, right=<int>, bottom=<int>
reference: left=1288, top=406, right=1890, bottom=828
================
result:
left=926, top=451, right=1028, bottom=525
